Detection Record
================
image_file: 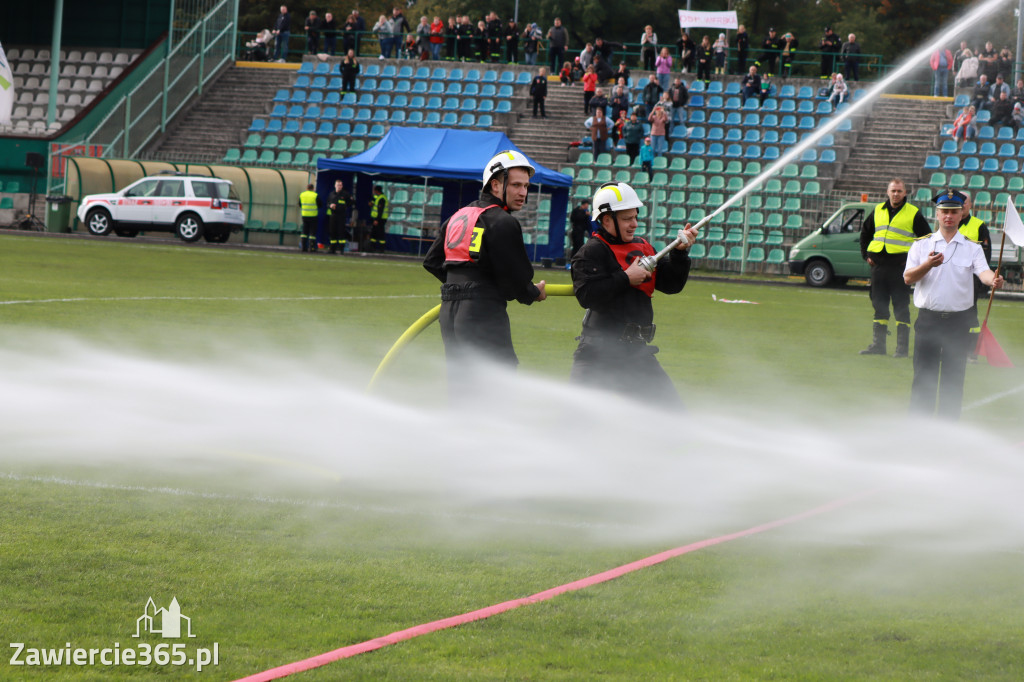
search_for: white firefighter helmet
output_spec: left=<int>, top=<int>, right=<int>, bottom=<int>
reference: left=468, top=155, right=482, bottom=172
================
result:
left=591, top=182, right=644, bottom=221
left=482, top=150, right=536, bottom=188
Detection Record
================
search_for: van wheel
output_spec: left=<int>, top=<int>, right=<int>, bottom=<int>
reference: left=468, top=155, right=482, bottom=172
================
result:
left=805, top=260, right=834, bottom=287
left=175, top=213, right=204, bottom=242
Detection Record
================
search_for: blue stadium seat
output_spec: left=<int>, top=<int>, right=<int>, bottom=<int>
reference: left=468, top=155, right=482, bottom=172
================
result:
left=352, top=122, right=368, bottom=136
left=762, top=114, right=779, bottom=127
left=302, top=105, right=320, bottom=119
left=516, top=71, right=532, bottom=84
left=369, top=124, right=385, bottom=137
left=724, top=82, right=741, bottom=96
left=498, top=70, right=515, bottom=83
left=781, top=131, right=797, bottom=145
left=477, top=114, right=493, bottom=128
left=798, top=100, right=814, bottom=114
left=314, top=62, right=329, bottom=75
left=816, top=101, right=833, bottom=115
left=709, top=111, right=726, bottom=125
left=378, top=79, right=394, bottom=92
left=689, top=95, right=704, bottom=108
left=978, top=125, right=995, bottom=139
left=248, top=118, right=266, bottom=132
left=361, top=78, right=377, bottom=91
left=266, top=118, right=283, bottom=133
left=445, top=82, right=462, bottom=95
left=310, top=76, right=326, bottom=89
left=482, top=70, right=498, bottom=83
left=725, top=96, right=742, bottom=110
left=725, top=144, right=743, bottom=158
left=707, top=95, right=724, bottom=109
left=442, top=112, right=457, bottom=126
left=798, top=116, right=816, bottom=130
left=725, top=128, right=742, bottom=142
left=465, top=69, right=481, bottom=82
left=999, top=142, right=1015, bottom=156
left=395, top=81, right=411, bottom=94
left=297, top=62, right=313, bottom=74
left=496, top=100, right=512, bottom=113
left=448, top=68, right=464, bottom=80
left=797, top=86, right=814, bottom=98
left=443, top=96, right=459, bottom=110
left=820, top=149, right=836, bottom=163
left=463, top=82, right=480, bottom=96
left=381, top=64, right=397, bottom=77
left=372, top=109, right=387, bottom=122
left=1002, top=159, right=1019, bottom=173
left=688, top=126, right=706, bottom=139
left=763, top=146, right=780, bottom=161
left=300, top=121, right=316, bottom=134
left=998, top=126, right=1015, bottom=140
left=294, top=75, right=311, bottom=88
left=317, top=121, right=333, bottom=135
left=706, top=81, right=724, bottom=94
left=497, top=84, right=513, bottom=98
left=707, top=142, right=724, bottom=157
left=670, top=140, right=687, bottom=154
left=779, top=99, right=796, bottom=113
left=923, top=155, right=940, bottom=169
left=354, top=109, right=371, bottom=122
left=780, top=115, right=796, bottom=128
left=289, top=89, right=307, bottom=103
left=431, top=67, right=446, bottom=80
left=283, top=120, right=300, bottom=133
left=962, top=157, right=980, bottom=171
left=708, top=127, right=724, bottom=141
left=689, top=141, right=706, bottom=155
left=726, top=112, right=742, bottom=126
left=458, top=113, right=475, bottom=127
left=800, top=149, right=817, bottom=162
left=743, top=129, right=760, bottom=142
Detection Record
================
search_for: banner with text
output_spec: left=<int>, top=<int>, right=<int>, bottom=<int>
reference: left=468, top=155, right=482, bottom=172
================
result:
left=677, top=10, right=738, bottom=30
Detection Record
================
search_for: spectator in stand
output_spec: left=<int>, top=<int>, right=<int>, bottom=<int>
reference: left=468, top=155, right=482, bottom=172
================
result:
left=641, top=76, right=662, bottom=117
left=931, top=47, right=954, bottom=97
left=655, top=47, right=673, bottom=92
left=977, top=40, right=998, bottom=80
left=713, top=33, right=728, bottom=75
left=373, top=14, right=393, bottom=59
left=614, top=61, right=631, bottom=85
left=640, top=25, right=658, bottom=71
left=571, top=58, right=584, bottom=82
left=612, top=108, right=628, bottom=145
left=841, top=33, right=861, bottom=81
left=391, top=7, right=410, bottom=57
left=415, top=17, right=431, bottom=60
left=559, top=61, right=573, bottom=85
left=998, top=47, right=1014, bottom=77
left=990, top=90, right=1018, bottom=133
left=428, top=16, right=444, bottom=60
left=589, top=87, right=609, bottom=116
left=531, top=66, right=548, bottom=117
left=955, top=49, right=978, bottom=88
left=351, top=10, right=365, bottom=52
left=779, top=32, right=798, bottom=77
left=741, top=64, right=761, bottom=104
left=593, top=52, right=614, bottom=83
left=1012, top=77, right=1024, bottom=106
left=953, top=41, right=970, bottom=73
left=657, top=91, right=674, bottom=133
left=548, top=18, right=569, bottom=73
left=304, top=10, right=322, bottom=54
left=445, top=16, right=458, bottom=60
left=989, top=73, right=1010, bottom=104
left=639, top=136, right=654, bottom=174
left=340, top=49, right=360, bottom=92
left=505, top=19, right=519, bottom=63
left=669, top=77, right=689, bottom=124
left=594, top=37, right=623, bottom=66
left=756, top=27, right=781, bottom=76
left=580, top=42, right=595, bottom=70
left=820, top=27, right=840, bottom=78
left=522, top=23, right=542, bottom=65
left=582, top=65, right=598, bottom=113
left=696, top=35, right=713, bottom=83
left=648, top=104, right=669, bottom=155
left=271, top=5, right=291, bottom=62
left=458, top=16, right=475, bottom=61
left=950, top=105, right=977, bottom=147
left=828, top=72, right=849, bottom=105
left=1014, top=101, right=1024, bottom=129
left=970, top=74, right=991, bottom=110
left=622, top=111, right=645, bottom=165
left=677, top=30, right=696, bottom=74
left=735, top=25, right=749, bottom=74
left=591, top=107, right=610, bottom=151
left=610, top=82, right=631, bottom=120
left=322, top=13, right=337, bottom=55
left=485, top=12, right=503, bottom=62
left=342, top=12, right=359, bottom=55
left=475, top=20, right=488, bottom=62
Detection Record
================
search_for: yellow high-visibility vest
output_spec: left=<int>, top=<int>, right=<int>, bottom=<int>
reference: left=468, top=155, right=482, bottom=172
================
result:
left=371, top=194, right=389, bottom=219
left=300, top=190, right=319, bottom=217
left=959, top=215, right=983, bottom=242
left=867, top=202, right=919, bottom=254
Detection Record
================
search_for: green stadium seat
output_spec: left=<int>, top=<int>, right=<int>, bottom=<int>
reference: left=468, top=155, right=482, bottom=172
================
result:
left=784, top=214, right=802, bottom=230
left=222, top=148, right=241, bottom=163
left=766, top=248, right=785, bottom=265
left=747, top=247, right=766, bottom=264
left=705, top=244, right=726, bottom=262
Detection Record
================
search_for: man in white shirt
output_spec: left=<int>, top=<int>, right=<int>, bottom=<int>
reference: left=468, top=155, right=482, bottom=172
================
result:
left=904, top=189, right=1004, bottom=418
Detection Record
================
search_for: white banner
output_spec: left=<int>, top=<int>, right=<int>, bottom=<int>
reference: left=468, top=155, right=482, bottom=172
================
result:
left=0, top=41, right=14, bottom=127
left=677, top=10, right=738, bottom=30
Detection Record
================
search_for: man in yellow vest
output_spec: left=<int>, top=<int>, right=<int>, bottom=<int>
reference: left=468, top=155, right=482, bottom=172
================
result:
left=958, top=192, right=993, bottom=359
left=369, top=185, right=389, bottom=253
left=298, top=183, right=321, bottom=253
left=858, top=178, right=932, bottom=357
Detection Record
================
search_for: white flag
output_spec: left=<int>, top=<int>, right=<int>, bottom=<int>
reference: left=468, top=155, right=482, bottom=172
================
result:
left=0, top=41, right=14, bottom=127
left=1003, top=197, right=1024, bottom=248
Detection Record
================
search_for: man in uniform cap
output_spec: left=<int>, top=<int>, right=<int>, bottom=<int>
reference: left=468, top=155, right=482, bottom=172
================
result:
left=903, top=189, right=1004, bottom=418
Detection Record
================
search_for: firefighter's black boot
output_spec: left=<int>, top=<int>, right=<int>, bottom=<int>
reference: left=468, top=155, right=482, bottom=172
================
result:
left=893, top=323, right=910, bottom=358
left=859, top=322, right=887, bottom=355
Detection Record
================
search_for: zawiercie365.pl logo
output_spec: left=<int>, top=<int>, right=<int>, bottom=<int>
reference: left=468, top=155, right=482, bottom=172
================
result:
left=10, top=597, right=219, bottom=672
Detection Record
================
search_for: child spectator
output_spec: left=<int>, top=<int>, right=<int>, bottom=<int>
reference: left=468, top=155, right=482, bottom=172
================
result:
left=648, top=104, right=668, bottom=155
left=582, top=65, right=598, bottom=113
left=828, top=73, right=848, bottom=105
left=560, top=61, right=573, bottom=85
left=713, top=33, right=728, bottom=75
left=950, top=105, right=977, bottom=147
left=639, top=137, right=654, bottom=174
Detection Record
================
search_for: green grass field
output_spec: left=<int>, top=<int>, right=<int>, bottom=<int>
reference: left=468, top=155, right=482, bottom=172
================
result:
left=2, top=233, right=1024, bottom=681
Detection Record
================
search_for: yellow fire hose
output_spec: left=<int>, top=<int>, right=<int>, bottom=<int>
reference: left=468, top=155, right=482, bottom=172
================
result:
left=367, top=283, right=574, bottom=390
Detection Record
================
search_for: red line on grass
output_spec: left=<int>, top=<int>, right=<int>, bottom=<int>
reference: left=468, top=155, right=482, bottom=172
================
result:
left=233, top=490, right=877, bottom=682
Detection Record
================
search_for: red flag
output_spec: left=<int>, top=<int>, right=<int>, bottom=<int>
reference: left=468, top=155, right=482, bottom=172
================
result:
left=975, top=323, right=1014, bottom=367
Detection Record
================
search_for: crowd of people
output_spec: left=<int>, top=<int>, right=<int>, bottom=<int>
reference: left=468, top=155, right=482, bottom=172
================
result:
left=260, top=7, right=868, bottom=85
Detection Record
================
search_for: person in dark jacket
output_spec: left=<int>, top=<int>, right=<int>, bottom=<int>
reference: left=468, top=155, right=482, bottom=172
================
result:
left=326, top=178, right=352, bottom=254
left=272, top=5, right=291, bottom=61
left=531, top=66, right=548, bottom=117
left=858, top=178, right=932, bottom=357
left=734, top=24, right=749, bottom=74
left=755, top=27, right=782, bottom=76
left=569, top=182, right=698, bottom=405
left=340, top=49, right=359, bottom=92
left=621, top=111, right=645, bottom=165
left=423, top=150, right=547, bottom=378
left=820, top=27, right=841, bottom=78
left=569, top=200, right=591, bottom=257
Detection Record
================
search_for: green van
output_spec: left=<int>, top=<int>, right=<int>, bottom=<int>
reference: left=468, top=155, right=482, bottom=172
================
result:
left=787, top=202, right=874, bottom=287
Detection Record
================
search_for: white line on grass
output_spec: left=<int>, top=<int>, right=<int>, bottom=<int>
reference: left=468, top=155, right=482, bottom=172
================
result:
left=964, top=382, right=1024, bottom=410
left=0, top=471, right=636, bottom=531
left=0, top=294, right=436, bottom=306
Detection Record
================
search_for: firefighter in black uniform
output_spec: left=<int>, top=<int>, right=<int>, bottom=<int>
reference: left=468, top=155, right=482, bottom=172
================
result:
left=423, top=150, right=547, bottom=378
left=958, top=192, right=993, bottom=358
left=858, top=178, right=932, bottom=357
left=569, top=182, right=698, bottom=405
left=755, top=27, right=782, bottom=77
left=369, top=185, right=389, bottom=252
left=327, top=177, right=352, bottom=254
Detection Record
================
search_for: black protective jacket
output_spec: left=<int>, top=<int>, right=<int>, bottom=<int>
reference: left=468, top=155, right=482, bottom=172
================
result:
left=571, top=226, right=690, bottom=338
left=423, top=190, right=540, bottom=304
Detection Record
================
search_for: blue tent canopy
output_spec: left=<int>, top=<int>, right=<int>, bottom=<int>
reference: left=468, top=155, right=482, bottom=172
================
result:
left=315, top=127, right=572, bottom=260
